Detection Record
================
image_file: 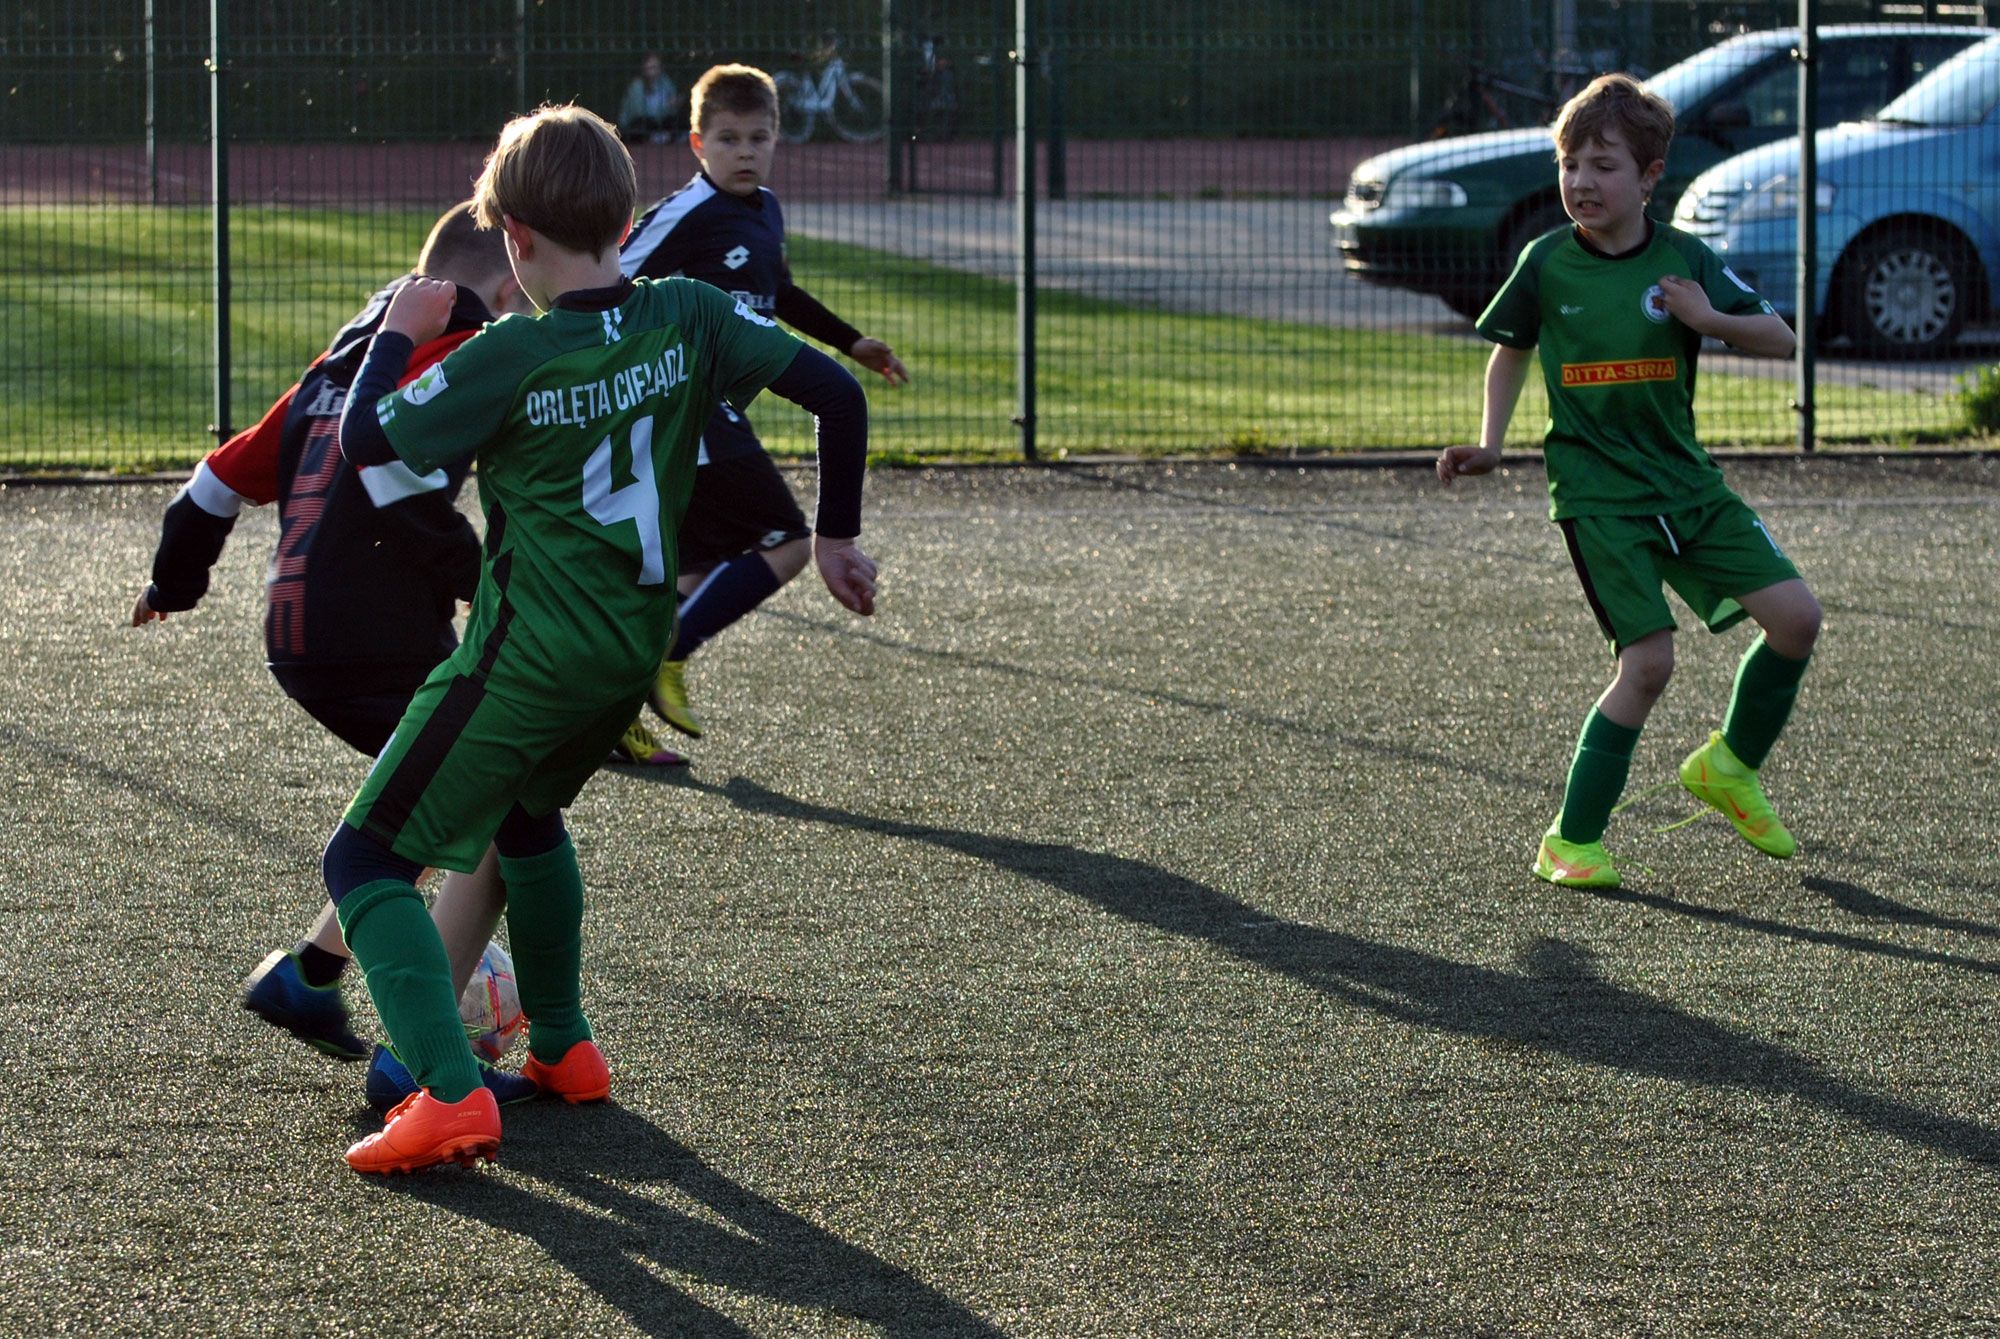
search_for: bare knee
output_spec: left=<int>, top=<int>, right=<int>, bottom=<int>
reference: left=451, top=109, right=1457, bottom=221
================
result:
left=1766, top=591, right=1822, bottom=660
left=764, top=536, right=810, bottom=584
left=1616, top=636, right=1675, bottom=703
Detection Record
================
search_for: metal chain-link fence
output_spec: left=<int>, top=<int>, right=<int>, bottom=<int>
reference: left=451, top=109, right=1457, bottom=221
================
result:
left=4, top=0, right=1995, bottom=471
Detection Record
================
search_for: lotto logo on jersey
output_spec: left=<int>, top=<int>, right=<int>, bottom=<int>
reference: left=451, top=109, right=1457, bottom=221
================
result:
left=732, top=299, right=777, bottom=328
left=1560, top=358, right=1677, bottom=387
left=723, top=245, right=750, bottom=270
left=402, top=363, right=449, bottom=406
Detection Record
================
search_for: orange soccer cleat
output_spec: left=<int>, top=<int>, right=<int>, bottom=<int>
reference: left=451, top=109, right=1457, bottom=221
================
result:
left=344, top=1086, right=501, bottom=1175
left=522, top=1038, right=612, bottom=1104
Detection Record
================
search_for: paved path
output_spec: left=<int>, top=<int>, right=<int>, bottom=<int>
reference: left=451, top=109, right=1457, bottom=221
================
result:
left=789, top=197, right=1998, bottom=393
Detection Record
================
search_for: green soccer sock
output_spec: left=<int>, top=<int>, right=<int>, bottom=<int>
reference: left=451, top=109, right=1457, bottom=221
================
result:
left=337, top=880, right=480, bottom=1103
left=500, top=839, right=594, bottom=1065
left=1722, top=635, right=1811, bottom=770
left=1557, top=706, right=1644, bottom=845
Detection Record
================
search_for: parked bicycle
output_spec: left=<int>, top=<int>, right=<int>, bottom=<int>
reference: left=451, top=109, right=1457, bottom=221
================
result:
left=775, top=39, right=886, bottom=144
left=1424, top=64, right=1559, bottom=139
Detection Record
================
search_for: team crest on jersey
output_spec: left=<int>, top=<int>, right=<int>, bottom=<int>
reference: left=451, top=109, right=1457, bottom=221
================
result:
left=723, top=245, right=750, bottom=270
left=732, top=299, right=777, bottom=328
left=1640, top=284, right=1671, bottom=323
left=402, top=363, right=449, bottom=406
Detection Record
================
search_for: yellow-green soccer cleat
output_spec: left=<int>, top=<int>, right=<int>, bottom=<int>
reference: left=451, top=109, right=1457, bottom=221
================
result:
left=605, top=717, right=687, bottom=767
left=1679, top=731, right=1795, bottom=859
left=647, top=658, right=704, bottom=739
left=1532, top=824, right=1621, bottom=889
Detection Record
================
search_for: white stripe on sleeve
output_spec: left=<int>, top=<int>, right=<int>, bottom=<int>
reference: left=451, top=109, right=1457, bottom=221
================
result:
left=359, top=460, right=450, bottom=508
left=620, top=178, right=716, bottom=277
left=183, top=459, right=250, bottom=518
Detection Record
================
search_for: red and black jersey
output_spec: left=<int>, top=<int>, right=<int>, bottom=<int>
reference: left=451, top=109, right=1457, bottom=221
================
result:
left=145, top=280, right=495, bottom=701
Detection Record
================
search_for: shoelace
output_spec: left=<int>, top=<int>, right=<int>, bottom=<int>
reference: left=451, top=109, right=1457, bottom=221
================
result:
left=1613, top=779, right=1714, bottom=836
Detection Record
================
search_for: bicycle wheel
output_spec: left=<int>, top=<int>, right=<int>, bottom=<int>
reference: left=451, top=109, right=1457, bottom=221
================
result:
left=774, top=71, right=816, bottom=144
left=827, top=73, right=886, bottom=144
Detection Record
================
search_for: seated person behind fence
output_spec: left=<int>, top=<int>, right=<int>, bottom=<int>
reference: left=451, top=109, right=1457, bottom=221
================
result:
left=326, top=102, right=878, bottom=1174
left=619, top=51, right=683, bottom=143
left=620, top=62, right=908, bottom=748
left=129, top=202, right=559, bottom=1110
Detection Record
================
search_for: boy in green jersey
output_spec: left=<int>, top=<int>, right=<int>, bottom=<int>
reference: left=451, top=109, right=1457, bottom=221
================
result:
left=324, top=104, right=879, bottom=1173
left=1436, top=74, right=1822, bottom=890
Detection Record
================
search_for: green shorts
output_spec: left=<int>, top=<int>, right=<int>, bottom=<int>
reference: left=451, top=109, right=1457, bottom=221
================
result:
left=343, top=661, right=642, bottom=872
left=1558, top=493, right=1800, bottom=652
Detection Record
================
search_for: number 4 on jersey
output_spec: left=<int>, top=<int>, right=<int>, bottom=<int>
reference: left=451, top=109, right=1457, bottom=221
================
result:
left=582, top=417, right=666, bottom=585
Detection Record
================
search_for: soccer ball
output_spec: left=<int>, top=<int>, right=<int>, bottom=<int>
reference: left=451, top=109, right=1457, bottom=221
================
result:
left=459, top=940, right=527, bottom=1062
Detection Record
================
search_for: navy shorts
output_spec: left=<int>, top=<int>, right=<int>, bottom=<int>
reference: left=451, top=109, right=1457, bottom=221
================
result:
left=680, top=406, right=809, bottom=573
left=293, top=691, right=421, bottom=757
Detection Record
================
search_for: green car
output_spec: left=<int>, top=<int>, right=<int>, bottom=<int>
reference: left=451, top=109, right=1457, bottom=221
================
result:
left=1331, top=25, right=1990, bottom=319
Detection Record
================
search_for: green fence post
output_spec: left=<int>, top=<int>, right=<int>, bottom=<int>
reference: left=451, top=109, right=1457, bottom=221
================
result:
left=145, top=0, right=157, bottom=205
left=1793, top=0, right=1818, bottom=454
left=515, top=0, right=528, bottom=112
left=1045, top=1, right=1065, bottom=202
left=208, top=0, right=231, bottom=442
left=884, top=0, right=905, bottom=193
left=1014, top=0, right=1037, bottom=461
left=992, top=0, right=1009, bottom=199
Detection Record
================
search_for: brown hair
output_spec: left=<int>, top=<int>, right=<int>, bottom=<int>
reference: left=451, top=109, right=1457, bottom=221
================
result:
left=1553, top=73, right=1675, bottom=174
left=472, top=104, right=636, bottom=259
left=414, top=200, right=510, bottom=283
left=690, top=64, right=779, bottom=131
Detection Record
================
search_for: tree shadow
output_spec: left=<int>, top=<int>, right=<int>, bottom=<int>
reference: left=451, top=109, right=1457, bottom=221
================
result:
left=0, top=720, right=309, bottom=860
left=393, top=1102, right=1003, bottom=1338
left=750, top=608, right=1548, bottom=794
left=695, top=775, right=2000, bottom=1168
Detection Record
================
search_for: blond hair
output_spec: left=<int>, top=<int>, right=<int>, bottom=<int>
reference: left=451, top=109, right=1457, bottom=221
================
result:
left=690, top=64, right=780, bottom=131
left=472, top=104, right=636, bottom=259
left=1553, top=74, right=1675, bottom=174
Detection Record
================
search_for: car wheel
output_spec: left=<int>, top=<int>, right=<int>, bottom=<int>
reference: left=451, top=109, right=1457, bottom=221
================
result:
left=1839, top=227, right=1970, bottom=358
left=1463, top=200, right=1569, bottom=323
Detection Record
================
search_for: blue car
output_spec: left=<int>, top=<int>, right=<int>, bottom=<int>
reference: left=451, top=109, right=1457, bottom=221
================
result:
left=1674, top=33, right=2000, bottom=357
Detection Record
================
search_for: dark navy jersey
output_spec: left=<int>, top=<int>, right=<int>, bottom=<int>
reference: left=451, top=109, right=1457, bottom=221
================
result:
left=622, top=173, right=790, bottom=317
left=146, top=280, right=494, bottom=701
left=622, top=173, right=865, bottom=465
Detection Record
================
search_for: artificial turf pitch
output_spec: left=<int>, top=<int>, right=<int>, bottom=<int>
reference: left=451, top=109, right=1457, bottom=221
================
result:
left=1, top=457, right=1996, bottom=1335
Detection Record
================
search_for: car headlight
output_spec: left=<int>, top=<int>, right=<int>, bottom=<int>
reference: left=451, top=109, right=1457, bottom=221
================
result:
left=1379, top=178, right=1468, bottom=210
left=1730, top=175, right=1835, bottom=223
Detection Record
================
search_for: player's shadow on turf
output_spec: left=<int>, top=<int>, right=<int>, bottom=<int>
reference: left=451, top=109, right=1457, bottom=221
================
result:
left=702, top=775, right=2000, bottom=1169
left=1579, top=879, right=2000, bottom=978
left=1804, top=874, right=2000, bottom=938
left=393, top=1102, right=1003, bottom=1338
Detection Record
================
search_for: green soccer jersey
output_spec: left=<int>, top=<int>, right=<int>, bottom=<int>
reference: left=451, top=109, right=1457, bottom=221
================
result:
left=1477, top=221, right=1776, bottom=520
left=377, top=276, right=803, bottom=704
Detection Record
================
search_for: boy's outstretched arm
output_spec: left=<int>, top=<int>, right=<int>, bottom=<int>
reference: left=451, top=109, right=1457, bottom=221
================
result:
left=1657, top=274, right=1796, bottom=358
left=764, top=345, right=878, bottom=615
left=1438, top=344, right=1534, bottom=485
left=131, top=383, right=296, bottom=625
left=775, top=282, right=909, bottom=385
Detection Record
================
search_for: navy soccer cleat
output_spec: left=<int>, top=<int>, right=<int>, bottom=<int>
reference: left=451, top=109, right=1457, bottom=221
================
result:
left=364, top=1045, right=540, bottom=1112
left=240, top=950, right=369, bottom=1061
